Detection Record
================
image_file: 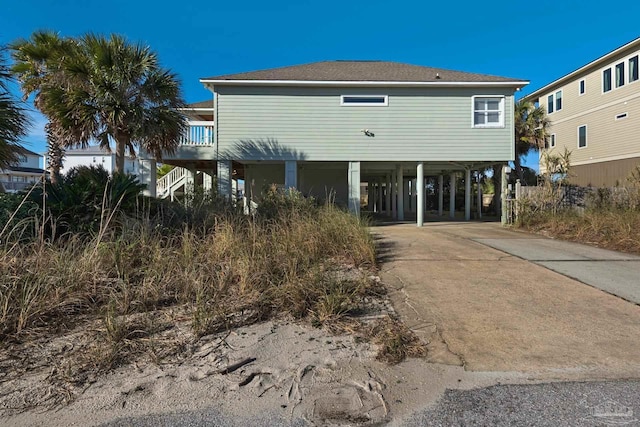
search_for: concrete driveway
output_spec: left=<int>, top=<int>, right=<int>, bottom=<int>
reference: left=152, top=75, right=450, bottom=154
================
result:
left=374, top=221, right=640, bottom=378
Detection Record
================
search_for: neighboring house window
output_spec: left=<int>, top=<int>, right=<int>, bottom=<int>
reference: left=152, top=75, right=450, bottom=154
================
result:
left=472, top=96, right=504, bottom=128
left=340, top=95, right=388, bottom=106
left=555, top=90, right=562, bottom=111
left=578, top=125, right=587, bottom=148
left=615, top=62, right=625, bottom=88
left=546, top=91, right=562, bottom=113
left=550, top=134, right=556, bottom=148
left=579, top=79, right=585, bottom=95
left=603, top=68, right=612, bottom=92
left=630, top=55, right=639, bottom=83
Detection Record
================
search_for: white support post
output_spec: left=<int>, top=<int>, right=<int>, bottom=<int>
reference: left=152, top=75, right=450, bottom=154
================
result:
left=139, top=158, right=157, bottom=198
left=185, top=165, right=196, bottom=196
left=403, top=179, right=410, bottom=214
left=449, top=173, right=456, bottom=219
left=464, top=168, right=471, bottom=221
left=385, top=174, right=391, bottom=216
left=438, top=175, right=444, bottom=217
left=417, top=162, right=424, bottom=227
left=348, top=161, right=361, bottom=216
left=477, top=174, right=483, bottom=219
left=217, top=160, right=232, bottom=200
left=391, top=170, right=397, bottom=220
left=285, top=160, right=297, bottom=190
left=397, top=165, right=404, bottom=221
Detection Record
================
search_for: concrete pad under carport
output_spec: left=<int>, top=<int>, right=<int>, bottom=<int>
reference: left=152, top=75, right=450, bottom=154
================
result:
left=375, top=222, right=640, bottom=378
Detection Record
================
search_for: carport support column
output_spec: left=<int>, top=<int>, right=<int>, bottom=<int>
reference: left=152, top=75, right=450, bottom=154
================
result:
left=348, top=161, right=361, bottom=216
left=139, top=158, right=157, bottom=198
left=385, top=174, right=391, bottom=216
left=397, top=165, right=404, bottom=221
left=285, top=160, right=297, bottom=190
left=464, top=169, right=471, bottom=221
left=377, top=179, right=383, bottom=213
left=438, top=175, right=444, bottom=216
left=185, top=165, right=196, bottom=195
left=417, top=162, right=424, bottom=227
left=391, top=170, right=397, bottom=219
left=217, top=160, right=232, bottom=200
left=449, top=173, right=456, bottom=219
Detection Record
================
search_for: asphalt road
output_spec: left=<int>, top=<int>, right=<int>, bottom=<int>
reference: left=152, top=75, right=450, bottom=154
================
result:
left=100, top=380, right=640, bottom=426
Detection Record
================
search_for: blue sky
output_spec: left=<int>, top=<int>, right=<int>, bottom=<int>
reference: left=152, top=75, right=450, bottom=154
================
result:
left=2, top=0, right=639, bottom=170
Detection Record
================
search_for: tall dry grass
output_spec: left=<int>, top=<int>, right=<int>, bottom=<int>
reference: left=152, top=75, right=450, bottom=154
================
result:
left=0, top=196, right=376, bottom=341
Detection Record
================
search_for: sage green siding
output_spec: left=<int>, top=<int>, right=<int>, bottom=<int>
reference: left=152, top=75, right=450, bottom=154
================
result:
left=215, top=86, right=515, bottom=162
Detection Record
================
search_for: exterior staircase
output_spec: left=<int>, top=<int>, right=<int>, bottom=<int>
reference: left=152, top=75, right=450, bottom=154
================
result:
left=157, top=167, right=188, bottom=199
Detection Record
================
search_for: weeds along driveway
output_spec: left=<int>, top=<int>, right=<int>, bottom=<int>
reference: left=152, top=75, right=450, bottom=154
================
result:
left=373, top=222, right=640, bottom=378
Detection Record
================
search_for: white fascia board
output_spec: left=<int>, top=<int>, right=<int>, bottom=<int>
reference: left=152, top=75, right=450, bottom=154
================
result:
left=200, top=79, right=529, bottom=88
left=178, top=107, right=215, bottom=111
left=523, top=37, right=640, bottom=101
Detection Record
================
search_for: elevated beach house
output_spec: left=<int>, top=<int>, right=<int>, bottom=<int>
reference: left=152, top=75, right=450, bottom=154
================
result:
left=152, top=61, right=528, bottom=225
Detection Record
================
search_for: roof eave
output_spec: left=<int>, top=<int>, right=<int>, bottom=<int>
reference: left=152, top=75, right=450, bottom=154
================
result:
left=200, top=79, right=529, bottom=89
left=523, top=37, right=640, bottom=101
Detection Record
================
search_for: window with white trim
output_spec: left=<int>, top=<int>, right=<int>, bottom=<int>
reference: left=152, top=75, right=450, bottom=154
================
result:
left=472, top=96, right=504, bottom=128
left=630, top=55, right=639, bottom=83
left=615, top=62, right=625, bottom=88
left=603, top=68, right=612, bottom=92
left=578, top=125, right=587, bottom=148
left=579, top=79, right=585, bottom=95
left=546, top=91, right=562, bottom=113
left=340, top=95, right=388, bottom=106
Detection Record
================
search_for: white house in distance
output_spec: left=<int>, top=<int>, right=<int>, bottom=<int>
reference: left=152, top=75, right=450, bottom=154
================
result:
left=0, top=148, right=45, bottom=193
left=61, top=146, right=140, bottom=176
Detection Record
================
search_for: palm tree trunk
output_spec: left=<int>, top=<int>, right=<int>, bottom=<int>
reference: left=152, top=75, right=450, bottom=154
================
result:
left=513, top=155, right=525, bottom=182
left=115, top=138, right=126, bottom=174
left=491, top=163, right=503, bottom=216
left=45, top=123, right=63, bottom=184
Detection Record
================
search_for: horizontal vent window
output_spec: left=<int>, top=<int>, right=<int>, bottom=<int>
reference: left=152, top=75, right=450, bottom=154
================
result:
left=616, top=113, right=628, bottom=120
left=341, top=95, right=388, bottom=106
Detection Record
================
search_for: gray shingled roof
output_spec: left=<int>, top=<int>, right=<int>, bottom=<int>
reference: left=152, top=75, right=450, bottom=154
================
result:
left=186, top=100, right=214, bottom=109
left=203, top=61, right=525, bottom=83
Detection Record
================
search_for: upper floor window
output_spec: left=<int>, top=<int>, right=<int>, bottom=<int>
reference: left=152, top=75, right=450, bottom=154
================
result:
left=603, top=68, right=612, bottom=92
left=615, top=62, right=625, bottom=88
left=579, top=79, right=585, bottom=95
left=472, top=96, right=504, bottom=128
left=578, top=125, right=587, bottom=148
left=340, top=95, right=388, bottom=106
left=546, top=91, right=562, bottom=113
left=630, top=55, right=639, bottom=83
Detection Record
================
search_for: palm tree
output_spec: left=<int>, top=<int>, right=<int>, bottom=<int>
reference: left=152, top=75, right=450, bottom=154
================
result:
left=11, top=31, right=77, bottom=183
left=513, top=99, right=550, bottom=181
left=0, top=47, right=30, bottom=171
left=44, top=33, right=187, bottom=174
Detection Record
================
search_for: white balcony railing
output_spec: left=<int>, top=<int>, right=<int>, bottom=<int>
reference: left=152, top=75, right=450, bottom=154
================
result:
left=0, top=181, right=36, bottom=192
left=180, top=121, right=214, bottom=146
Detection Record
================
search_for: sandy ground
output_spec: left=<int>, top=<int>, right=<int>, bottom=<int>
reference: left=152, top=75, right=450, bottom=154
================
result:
left=4, top=221, right=640, bottom=426
left=0, top=317, right=527, bottom=427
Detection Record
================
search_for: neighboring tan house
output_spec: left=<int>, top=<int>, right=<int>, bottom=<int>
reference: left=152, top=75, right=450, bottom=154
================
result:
left=0, top=148, right=45, bottom=193
left=524, top=37, right=640, bottom=187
